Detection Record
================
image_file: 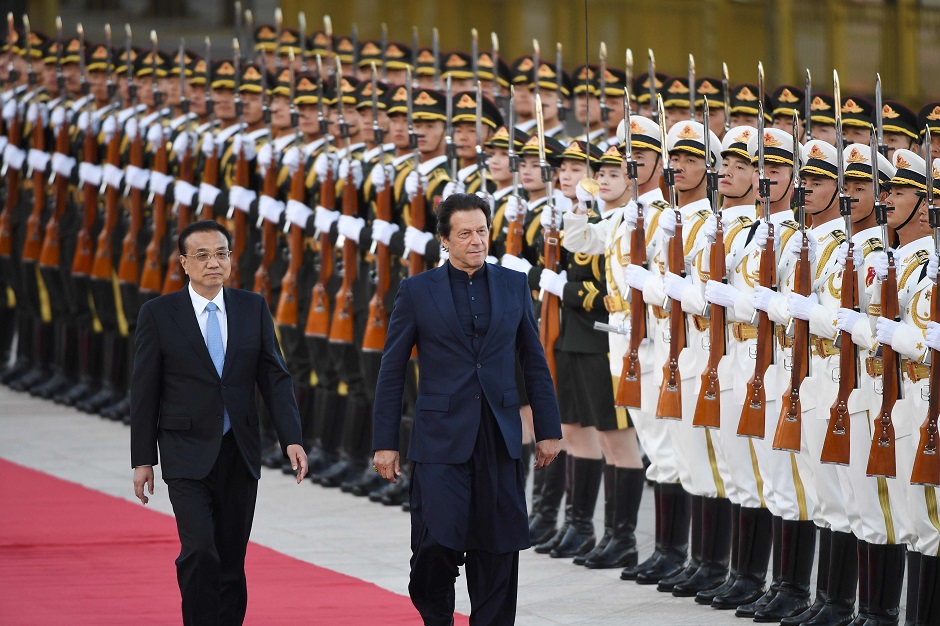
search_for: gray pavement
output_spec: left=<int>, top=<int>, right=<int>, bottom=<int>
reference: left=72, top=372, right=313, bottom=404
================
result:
left=0, top=386, right=765, bottom=625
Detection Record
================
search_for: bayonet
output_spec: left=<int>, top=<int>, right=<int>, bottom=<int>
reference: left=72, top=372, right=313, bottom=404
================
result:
left=532, top=39, right=540, bottom=103
left=687, top=53, right=695, bottom=121
left=722, top=62, right=731, bottom=135
left=315, top=54, right=328, bottom=138
left=55, top=16, right=64, bottom=96
left=624, top=48, right=633, bottom=134
left=471, top=28, right=479, bottom=84
left=875, top=73, right=885, bottom=156
left=178, top=39, right=189, bottom=116
left=445, top=74, right=456, bottom=179
left=77, top=23, right=89, bottom=100
left=411, top=26, right=418, bottom=87
left=599, top=42, right=609, bottom=123
left=757, top=61, right=765, bottom=123
left=432, top=28, right=440, bottom=89
left=234, top=1, right=242, bottom=59
left=233, top=38, right=242, bottom=130
left=204, top=36, right=214, bottom=134
left=380, top=23, right=387, bottom=81
left=475, top=80, right=486, bottom=173
left=508, top=85, right=520, bottom=205
left=273, top=8, right=282, bottom=71
left=556, top=42, right=566, bottom=122
left=535, top=93, right=555, bottom=226
left=24, top=15, right=35, bottom=89
left=298, top=12, right=306, bottom=72
left=351, top=23, right=359, bottom=71
left=804, top=68, right=812, bottom=141
left=624, top=50, right=637, bottom=204
left=104, top=24, right=114, bottom=105
left=323, top=15, right=333, bottom=68
left=647, top=48, right=657, bottom=123
left=5, top=14, right=16, bottom=87
left=283, top=48, right=300, bottom=233
left=151, top=30, right=160, bottom=110
left=370, top=62, right=383, bottom=145
left=244, top=9, right=253, bottom=62
left=492, top=33, right=502, bottom=110
left=335, top=55, right=348, bottom=149
left=406, top=65, right=417, bottom=167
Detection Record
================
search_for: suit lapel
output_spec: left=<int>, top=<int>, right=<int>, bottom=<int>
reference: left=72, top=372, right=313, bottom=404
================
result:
left=427, top=266, right=475, bottom=354
left=171, top=288, right=220, bottom=377
left=478, top=265, right=505, bottom=356
left=221, top=288, right=240, bottom=380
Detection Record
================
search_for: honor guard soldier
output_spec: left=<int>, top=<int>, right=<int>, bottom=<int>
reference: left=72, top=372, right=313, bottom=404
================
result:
left=440, top=51, right=474, bottom=92
left=879, top=100, right=919, bottom=159
left=252, top=23, right=278, bottom=75
left=521, top=57, right=568, bottom=143
left=728, top=83, right=764, bottom=129
left=487, top=126, right=529, bottom=259
left=661, top=77, right=692, bottom=131
left=632, top=71, right=667, bottom=121
left=839, top=95, right=875, bottom=145
left=768, top=85, right=804, bottom=138
left=919, top=102, right=940, bottom=161
left=413, top=46, right=438, bottom=89
left=571, top=66, right=609, bottom=149
left=806, top=93, right=837, bottom=145
left=600, top=66, right=627, bottom=148
left=475, top=47, right=511, bottom=105
left=694, top=76, right=726, bottom=139
left=447, top=90, right=501, bottom=195
left=510, top=56, right=536, bottom=134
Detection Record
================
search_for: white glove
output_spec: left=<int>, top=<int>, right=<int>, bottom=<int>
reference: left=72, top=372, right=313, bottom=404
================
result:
left=704, top=280, right=742, bottom=308
left=501, top=253, right=532, bottom=274
left=2, top=99, right=16, bottom=123
left=660, top=209, right=680, bottom=237
left=285, top=199, right=313, bottom=228
left=787, top=292, right=819, bottom=321
left=338, top=158, right=363, bottom=189
left=146, top=123, right=164, bottom=151
left=125, top=117, right=139, bottom=141
left=337, top=214, right=366, bottom=243
left=928, top=252, right=939, bottom=283
left=575, top=182, right=595, bottom=212
left=25, top=102, right=41, bottom=125
left=701, top=214, right=718, bottom=244
left=77, top=162, right=103, bottom=188
left=371, top=219, right=400, bottom=246
left=404, top=225, right=434, bottom=255
left=148, top=170, right=173, bottom=197
left=441, top=180, right=466, bottom=200
left=103, top=163, right=124, bottom=189
left=50, top=106, right=65, bottom=129
left=172, top=131, right=194, bottom=158
left=539, top=268, right=567, bottom=297
left=786, top=230, right=818, bottom=264
left=258, top=195, right=285, bottom=224
left=124, top=165, right=150, bottom=191
left=200, top=133, right=216, bottom=158
left=836, top=308, right=866, bottom=334
left=174, top=180, right=197, bottom=206
left=504, top=195, right=525, bottom=222
left=314, top=151, right=338, bottom=181
left=926, top=321, right=940, bottom=352
left=2, top=144, right=25, bottom=171
left=485, top=255, right=498, bottom=265
left=314, top=205, right=339, bottom=234
left=228, top=185, right=257, bottom=214
left=404, top=170, right=429, bottom=201
left=101, top=115, right=117, bottom=143
left=282, top=146, right=301, bottom=175
left=369, top=161, right=388, bottom=192
left=752, top=222, right=769, bottom=248
left=27, top=149, right=50, bottom=174
left=753, top=285, right=776, bottom=312
left=625, top=264, right=653, bottom=291
left=835, top=242, right=863, bottom=268
left=624, top=200, right=639, bottom=228
left=875, top=317, right=901, bottom=348
left=76, top=111, right=91, bottom=134
left=475, top=191, right=495, bottom=217
left=198, top=182, right=222, bottom=208
left=232, top=133, right=256, bottom=161
left=51, top=153, right=75, bottom=178
left=871, top=250, right=892, bottom=280
left=663, top=272, right=690, bottom=302
left=257, top=142, right=274, bottom=174
left=539, top=202, right=565, bottom=229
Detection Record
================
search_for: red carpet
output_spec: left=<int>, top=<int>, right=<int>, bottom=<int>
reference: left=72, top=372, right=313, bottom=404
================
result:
left=0, top=459, right=469, bottom=625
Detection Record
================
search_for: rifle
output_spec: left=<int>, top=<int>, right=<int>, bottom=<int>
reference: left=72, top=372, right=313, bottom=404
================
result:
left=253, top=44, right=277, bottom=305
left=406, top=67, right=426, bottom=277
left=773, top=113, right=809, bottom=452
left=505, top=85, right=524, bottom=257
left=912, top=123, right=940, bottom=486
left=867, top=77, right=899, bottom=478
left=492, top=32, right=504, bottom=118
left=304, top=54, right=334, bottom=339
left=140, top=32, right=170, bottom=296
left=470, top=28, right=478, bottom=85
left=162, top=39, right=193, bottom=294
left=616, top=49, right=646, bottom=409
left=656, top=94, right=684, bottom=420
left=329, top=56, right=357, bottom=345
left=116, top=27, right=147, bottom=287
left=90, top=24, right=121, bottom=283
left=21, top=75, right=48, bottom=266
left=0, top=14, right=22, bottom=260
left=821, top=70, right=859, bottom=465
left=226, top=38, right=248, bottom=288
left=363, top=63, right=391, bottom=353
left=274, top=49, right=303, bottom=328
left=687, top=53, right=696, bottom=122
left=693, top=99, right=723, bottom=428
left=198, top=36, right=218, bottom=221
left=444, top=74, right=457, bottom=180
left=536, top=93, right=561, bottom=387
left=72, top=23, right=99, bottom=279
left=804, top=69, right=812, bottom=141
left=599, top=42, right=609, bottom=124
left=722, top=62, right=731, bottom=136
left=556, top=42, right=566, bottom=123
left=647, top=49, right=658, bottom=124
left=738, top=68, right=776, bottom=439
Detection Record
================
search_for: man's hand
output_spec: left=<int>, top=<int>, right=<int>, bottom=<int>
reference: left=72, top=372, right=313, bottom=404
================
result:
left=133, top=466, right=154, bottom=505
left=373, top=450, right=401, bottom=484
left=534, top=439, right=561, bottom=469
left=285, top=444, right=308, bottom=483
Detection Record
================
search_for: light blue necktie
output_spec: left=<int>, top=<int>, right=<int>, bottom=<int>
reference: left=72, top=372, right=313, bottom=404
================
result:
left=206, top=302, right=230, bottom=434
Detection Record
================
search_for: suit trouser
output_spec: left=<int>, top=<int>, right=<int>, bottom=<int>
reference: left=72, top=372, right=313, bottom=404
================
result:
left=165, top=432, right=258, bottom=626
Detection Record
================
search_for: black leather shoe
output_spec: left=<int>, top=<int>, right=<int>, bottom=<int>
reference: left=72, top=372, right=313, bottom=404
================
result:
left=528, top=512, right=558, bottom=546
left=9, top=367, right=46, bottom=392
left=379, top=474, right=410, bottom=506
left=30, top=372, right=72, bottom=399
left=550, top=457, right=602, bottom=559
left=53, top=379, right=98, bottom=406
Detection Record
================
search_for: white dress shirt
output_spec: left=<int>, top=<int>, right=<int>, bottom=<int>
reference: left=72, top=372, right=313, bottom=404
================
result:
left=188, top=284, right=228, bottom=354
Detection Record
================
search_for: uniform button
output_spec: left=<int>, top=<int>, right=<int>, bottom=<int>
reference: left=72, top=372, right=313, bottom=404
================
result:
left=471, top=296, right=475, bottom=301
left=477, top=363, right=482, bottom=368
left=474, top=394, right=480, bottom=399
left=217, top=414, right=222, bottom=419
left=469, top=281, right=473, bottom=285
left=474, top=315, right=478, bottom=319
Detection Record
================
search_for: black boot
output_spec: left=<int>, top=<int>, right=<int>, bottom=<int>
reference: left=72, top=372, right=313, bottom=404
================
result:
left=859, top=543, right=905, bottom=625
left=915, top=553, right=939, bottom=626
left=585, top=467, right=644, bottom=569
left=712, top=505, right=773, bottom=609
left=550, top=457, right=602, bottom=559
left=657, top=494, right=703, bottom=592
left=374, top=416, right=413, bottom=507
left=754, top=519, right=817, bottom=622
left=636, top=483, right=691, bottom=585
left=536, top=454, right=574, bottom=554
left=737, top=514, right=784, bottom=617
left=76, top=331, right=121, bottom=413
left=576, top=464, right=614, bottom=566
left=801, top=530, right=858, bottom=626
left=903, top=549, right=920, bottom=626
left=30, top=321, right=74, bottom=399
left=622, top=481, right=663, bottom=580
left=54, top=328, right=100, bottom=406
left=782, top=526, right=833, bottom=625
left=529, top=450, right=567, bottom=545
left=674, top=496, right=733, bottom=597
left=848, top=541, right=869, bottom=626
left=321, top=396, right=371, bottom=488
left=698, top=502, right=740, bottom=605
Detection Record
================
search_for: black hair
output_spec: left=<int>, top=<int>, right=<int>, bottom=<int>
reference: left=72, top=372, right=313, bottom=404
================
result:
left=178, top=219, right=232, bottom=255
left=436, top=193, right=492, bottom=239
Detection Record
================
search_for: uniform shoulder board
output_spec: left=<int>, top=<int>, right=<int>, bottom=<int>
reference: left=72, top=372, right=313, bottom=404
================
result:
left=914, top=249, right=931, bottom=265
left=780, top=220, right=800, bottom=232
left=427, top=166, right=450, bottom=184
left=862, top=238, right=884, bottom=256
left=830, top=229, right=847, bottom=245
left=648, top=199, right=670, bottom=212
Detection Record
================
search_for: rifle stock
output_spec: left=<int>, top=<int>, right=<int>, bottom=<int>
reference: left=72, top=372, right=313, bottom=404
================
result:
left=616, top=203, right=646, bottom=408
left=253, top=152, right=280, bottom=305
left=91, top=127, right=122, bottom=280
left=226, top=144, right=249, bottom=288
left=200, top=146, right=220, bottom=221
left=505, top=206, right=524, bottom=257
left=656, top=211, right=684, bottom=419
left=22, top=115, right=47, bottom=265
left=408, top=178, right=426, bottom=276
left=540, top=222, right=561, bottom=388
left=305, top=167, right=334, bottom=338
left=162, top=143, right=193, bottom=294
left=912, top=279, right=940, bottom=486
left=71, top=119, right=99, bottom=277
left=139, top=135, right=169, bottom=294
left=867, top=252, right=899, bottom=477
left=39, top=113, right=72, bottom=269
left=693, top=217, right=725, bottom=428
left=328, top=165, right=358, bottom=344
left=275, top=161, right=306, bottom=327
left=362, top=175, right=392, bottom=352
left=821, top=242, right=857, bottom=465
left=0, top=111, right=22, bottom=258
left=738, top=225, right=776, bottom=438
left=116, top=130, right=144, bottom=285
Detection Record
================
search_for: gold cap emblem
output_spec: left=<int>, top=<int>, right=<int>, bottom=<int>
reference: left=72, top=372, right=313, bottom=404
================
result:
left=847, top=148, right=867, bottom=164
left=735, top=86, right=757, bottom=102
left=811, top=96, right=831, bottom=111
left=927, top=106, right=940, bottom=121
left=413, top=91, right=439, bottom=106
left=779, top=88, right=800, bottom=104
left=517, top=58, right=534, bottom=73
left=417, top=49, right=436, bottom=64
left=456, top=94, right=476, bottom=109
left=807, top=144, right=827, bottom=160
left=882, top=104, right=900, bottom=119
left=895, top=153, right=911, bottom=169
left=732, top=129, right=752, bottom=143
left=668, top=80, right=689, bottom=94
left=361, top=42, right=381, bottom=57
left=445, top=53, right=467, bottom=68
left=243, top=66, right=262, bottom=81
left=698, top=80, right=719, bottom=95
left=677, top=124, right=701, bottom=140
left=841, top=99, right=864, bottom=114
left=763, top=132, right=783, bottom=148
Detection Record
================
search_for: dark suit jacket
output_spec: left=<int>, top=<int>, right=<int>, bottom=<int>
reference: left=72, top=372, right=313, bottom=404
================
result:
left=130, top=287, right=302, bottom=480
left=372, top=263, right=562, bottom=464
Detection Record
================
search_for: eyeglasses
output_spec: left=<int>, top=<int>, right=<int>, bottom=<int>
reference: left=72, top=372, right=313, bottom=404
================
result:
left=182, top=250, right=233, bottom=263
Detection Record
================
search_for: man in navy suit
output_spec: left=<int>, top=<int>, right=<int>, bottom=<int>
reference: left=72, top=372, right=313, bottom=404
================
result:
left=130, top=220, right=307, bottom=626
left=373, top=194, right=562, bottom=625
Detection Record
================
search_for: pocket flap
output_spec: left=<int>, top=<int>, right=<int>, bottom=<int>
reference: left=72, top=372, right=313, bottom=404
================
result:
left=159, top=416, right=192, bottom=430
left=415, top=395, right=450, bottom=412
left=502, top=389, right=520, bottom=407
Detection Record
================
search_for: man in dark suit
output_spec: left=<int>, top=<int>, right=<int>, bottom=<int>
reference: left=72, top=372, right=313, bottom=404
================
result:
left=130, top=220, right=307, bottom=626
left=373, top=194, right=563, bottom=626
